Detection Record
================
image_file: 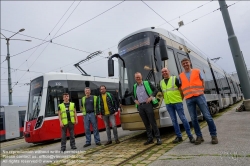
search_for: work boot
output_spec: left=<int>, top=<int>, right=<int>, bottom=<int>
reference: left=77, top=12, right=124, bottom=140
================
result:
left=195, top=136, right=204, bottom=145
left=156, top=138, right=162, bottom=145
left=115, top=139, right=120, bottom=144
left=172, top=137, right=183, bottom=144
left=104, top=141, right=112, bottom=146
left=71, top=146, right=77, bottom=150
left=189, top=136, right=195, bottom=143
left=83, top=144, right=91, bottom=148
left=96, top=142, right=102, bottom=146
left=211, top=136, right=218, bottom=144
left=144, top=139, right=154, bottom=145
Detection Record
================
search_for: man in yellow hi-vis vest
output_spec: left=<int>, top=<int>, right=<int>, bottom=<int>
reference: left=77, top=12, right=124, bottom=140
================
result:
left=58, top=93, right=78, bottom=152
left=82, top=87, right=101, bottom=147
left=160, top=68, right=195, bottom=144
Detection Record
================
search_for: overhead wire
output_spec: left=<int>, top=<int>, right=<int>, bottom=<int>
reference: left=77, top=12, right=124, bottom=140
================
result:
left=26, top=1, right=82, bottom=72
left=141, top=1, right=209, bottom=59
left=9, top=1, right=124, bottom=89
left=12, top=1, right=82, bottom=88
left=142, top=0, right=242, bottom=71
left=0, top=67, right=44, bottom=74
left=173, top=8, right=220, bottom=30
left=49, top=1, right=76, bottom=35
left=1, top=29, right=91, bottom=54
left=51, top=1, right=82, bottom=39
left=51, top=1, right=125, bottom=41
left=1, top=60, right=6, bottom=64
left=9, top=1, right=77, bottom=74
left=8, top=1, right=125, bottom=58
left=157, top=0, right=214, bottom=27
left=171, top=1, right=241, bottom=31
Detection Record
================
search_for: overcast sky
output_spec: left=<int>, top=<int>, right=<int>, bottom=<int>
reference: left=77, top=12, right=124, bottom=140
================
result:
left=1, top=1, right=250, bottom=106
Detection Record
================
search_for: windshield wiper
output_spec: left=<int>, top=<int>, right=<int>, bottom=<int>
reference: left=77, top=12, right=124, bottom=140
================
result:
left=145, top=69, right=154, bottom=81
left=145, top=54, right=156, bottom=84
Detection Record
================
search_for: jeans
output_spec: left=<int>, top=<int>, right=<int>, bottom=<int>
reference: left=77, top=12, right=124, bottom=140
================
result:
left=186, top=95, right=217, bottom=137
left=103, top=114, right=118, bottom=141
left=84, top=112, right=101, bottom=144
left=166, top=103, right=193, bottom=138
left=138, top=103, right=160, bottom=140
left=61, top=122, right=75, bottom=150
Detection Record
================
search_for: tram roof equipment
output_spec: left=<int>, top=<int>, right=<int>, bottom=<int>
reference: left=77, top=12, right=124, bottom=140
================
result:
left=74, top=51, right=102, bottom=76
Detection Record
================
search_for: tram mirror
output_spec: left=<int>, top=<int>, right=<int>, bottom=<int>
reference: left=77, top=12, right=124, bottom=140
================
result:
left=159, top=39, right=168, bottom=61
left=108, top=58, right=114, bottom=77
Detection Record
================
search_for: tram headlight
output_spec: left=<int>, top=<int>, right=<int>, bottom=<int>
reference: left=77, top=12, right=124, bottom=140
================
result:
left=35, top=116, right=44, bottom=129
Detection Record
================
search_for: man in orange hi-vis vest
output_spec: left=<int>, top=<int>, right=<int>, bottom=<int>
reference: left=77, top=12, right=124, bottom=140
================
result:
left=179, top=58, right=218, bottom=145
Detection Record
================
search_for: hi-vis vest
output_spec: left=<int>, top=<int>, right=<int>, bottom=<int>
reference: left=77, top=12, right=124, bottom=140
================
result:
left=59, top=102, right=75, bottom=125
left=98, top=92, right=114, bottom=108
left=82, top=96, right=97, bottom=115
left=133, top=81, right=158, bottom=108
left=160, top=76, right=183, bottom=104
left=179, top=69, right=204, bottom=99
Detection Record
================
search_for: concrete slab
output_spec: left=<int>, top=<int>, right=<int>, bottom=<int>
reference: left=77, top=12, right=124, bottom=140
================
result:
left=150, top=156, right=250, bottom=166
left=149, top=107, right=250, bottom=166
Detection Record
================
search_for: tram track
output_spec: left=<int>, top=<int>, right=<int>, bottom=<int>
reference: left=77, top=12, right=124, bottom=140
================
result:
left=115, top=133, right=176, bottom=166
left=48, top=127, right=177, bottom=166
left=0, top=139, right=26, bottom=148
left=83, top=130, right=146, bottom=156
left=50, top=102, right=242, bottom=166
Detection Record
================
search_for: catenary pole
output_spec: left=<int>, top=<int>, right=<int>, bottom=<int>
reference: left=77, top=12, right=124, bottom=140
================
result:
left=1, top=28, right=30, bottom=105
left=6, top=39, right=13, bottom=105
left=218, top=0, right=250, bottom=101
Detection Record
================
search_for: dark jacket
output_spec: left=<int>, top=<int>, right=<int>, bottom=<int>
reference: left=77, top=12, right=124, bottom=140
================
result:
left=133, top=81, right=158, bottom=100
left=97, top=92, right=118, bottom=115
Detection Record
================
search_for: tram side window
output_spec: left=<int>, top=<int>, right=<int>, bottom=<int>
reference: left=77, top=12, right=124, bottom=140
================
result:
left=189, top=55, right=215, bottom=94
left=203, top=65, right=216, bottom=94
left=45, top=80, right=68, bottom=117
left=220, top=76, right=231, bottom=95
left=227, top=77, right=235, bottom=94
left=232, top=81, right=238, bottom=94
left=214, top=71, right=225, bottom=96
left=165, top=49, right=179, bottom=78
left=0, top=114, right=4, bottom=130
left=176, top=52, right=188, bottom=73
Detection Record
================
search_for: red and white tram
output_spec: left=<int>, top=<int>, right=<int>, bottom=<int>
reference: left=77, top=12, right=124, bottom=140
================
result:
left=23, top=72, right=120, bottom=143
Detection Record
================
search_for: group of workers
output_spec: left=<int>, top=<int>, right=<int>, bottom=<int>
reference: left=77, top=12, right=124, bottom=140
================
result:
left=134, top=57, right=218, bottom=146
left=58, top=85, right=119, bottom=152
left=58, top=57, right=218, bottom=152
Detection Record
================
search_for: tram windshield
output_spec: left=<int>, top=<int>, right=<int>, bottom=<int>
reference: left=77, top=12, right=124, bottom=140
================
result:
left=118, top=32, right=162, bottom=105
left=27, top=76, right=43, bottom=121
